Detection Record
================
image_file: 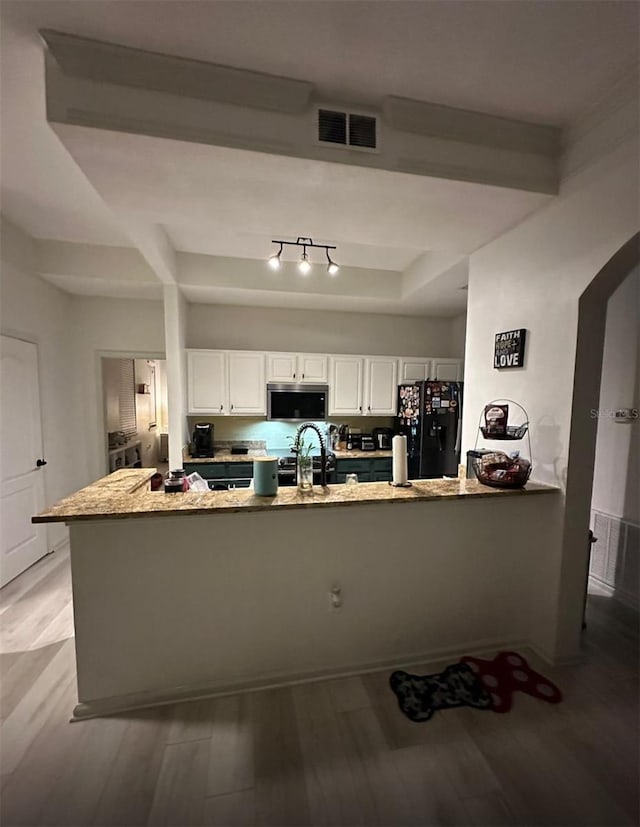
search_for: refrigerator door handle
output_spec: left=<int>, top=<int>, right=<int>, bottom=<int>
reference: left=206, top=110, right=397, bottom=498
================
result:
left=453, top=386, right=462, bottom=454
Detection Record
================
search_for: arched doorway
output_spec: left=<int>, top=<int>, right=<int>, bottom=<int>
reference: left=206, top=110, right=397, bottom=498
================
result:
left=555, top=233, right=639, bottom=659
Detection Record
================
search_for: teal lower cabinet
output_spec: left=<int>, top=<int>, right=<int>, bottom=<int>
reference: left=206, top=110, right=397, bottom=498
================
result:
left=184, top=463, right=221, bottom=479
left=335, top=457, right=392, bottom=483
left=229, top=463, right=253, bottom=478
left=183, top=462, right=253, bottom=482
left=184, top=462, right=226, bottom=480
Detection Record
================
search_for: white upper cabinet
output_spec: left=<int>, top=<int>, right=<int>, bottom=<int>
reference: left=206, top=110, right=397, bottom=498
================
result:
left=266, top=353, right=297, bottom=382
left=364, top=357, right=398, bottom=415
left=188, top=348, right=462, bottom=419
left=228, top=352, right=266, bottom=415
left=399, top=358, right=433, bottom=383
left=266, top=353, right=328, bottom=383
left=329, top=356, right=364, bottom=416
left=432, top=359, right=464, bottom=381
left=187, top=350, right=227, bottom=414
left=298, top=354, right=328, bottom=383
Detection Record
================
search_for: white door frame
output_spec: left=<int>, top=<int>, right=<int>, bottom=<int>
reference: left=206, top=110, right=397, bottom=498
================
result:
left=96, top=350, right=165, bottom=477
left=557, top=233, right=639, bottom=660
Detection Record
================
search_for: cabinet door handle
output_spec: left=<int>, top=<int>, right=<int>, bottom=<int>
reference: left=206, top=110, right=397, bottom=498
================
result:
left=367, top=406, right=371, bottom=412
left=220, top=404, right=223, bottom=412
left=359, top=405, right=362, bottom=412
left=36, top=458, right=47, bottom=468
left=231, top=404, right=234, bottom=411
left=293, top=372, right=296, bottom=379
left=302, top=373, right=305, bottom=379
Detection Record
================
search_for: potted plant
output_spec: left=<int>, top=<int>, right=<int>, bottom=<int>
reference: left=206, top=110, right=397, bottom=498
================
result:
left=288, top=435, right=314, bottom=492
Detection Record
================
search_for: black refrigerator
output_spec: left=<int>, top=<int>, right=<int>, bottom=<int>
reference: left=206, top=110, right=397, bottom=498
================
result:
left=396, top=381, right=463, bottom=479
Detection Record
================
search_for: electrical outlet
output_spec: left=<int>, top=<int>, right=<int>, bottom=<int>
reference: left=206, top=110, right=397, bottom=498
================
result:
left=329, top=585, right=343, bottom=611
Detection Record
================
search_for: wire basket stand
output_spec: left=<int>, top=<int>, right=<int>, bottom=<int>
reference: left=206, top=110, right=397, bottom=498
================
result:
left=473, top=399, right=533, bottom=488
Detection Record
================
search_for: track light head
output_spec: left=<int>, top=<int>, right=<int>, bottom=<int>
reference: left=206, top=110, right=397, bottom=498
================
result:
left=298, top=250, right=311, bottom=275
left=268, top=237, right=338, bottom=276
left=268, top=243, right=283, bottom=270
left=326, top=249, right=339, bottom=276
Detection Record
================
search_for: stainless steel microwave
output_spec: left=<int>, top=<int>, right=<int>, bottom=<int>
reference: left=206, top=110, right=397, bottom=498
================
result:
left=266, top=383, right=328, bottom=421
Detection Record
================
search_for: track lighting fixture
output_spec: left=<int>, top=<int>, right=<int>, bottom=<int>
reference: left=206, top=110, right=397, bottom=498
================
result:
left=267, top=237, right=339, bottom=276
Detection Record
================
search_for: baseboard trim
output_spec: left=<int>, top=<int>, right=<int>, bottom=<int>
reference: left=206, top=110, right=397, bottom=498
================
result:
left=51, top=536, right=70, bottom=554
left=72, top=635, right=527, bottom=721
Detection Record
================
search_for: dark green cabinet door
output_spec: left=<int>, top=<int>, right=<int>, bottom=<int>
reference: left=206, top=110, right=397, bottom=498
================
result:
left=230, top=463, right=253, bottom=478
left=335, top=455, right=393, bottom=483
left=372, top=471, right=392, bottom=481
left=184, top=462, right=226, bottom=480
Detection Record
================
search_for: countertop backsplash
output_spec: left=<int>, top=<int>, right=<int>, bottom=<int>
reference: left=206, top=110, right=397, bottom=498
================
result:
left=186, top=415, right=395, bottom=448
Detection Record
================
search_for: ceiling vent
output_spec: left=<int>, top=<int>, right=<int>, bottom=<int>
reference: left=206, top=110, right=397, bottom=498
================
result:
left=317, top=108, right=379, bottom=152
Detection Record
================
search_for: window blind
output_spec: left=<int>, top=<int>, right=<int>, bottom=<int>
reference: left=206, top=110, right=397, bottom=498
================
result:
left=118, top=359, right=137, bottom=437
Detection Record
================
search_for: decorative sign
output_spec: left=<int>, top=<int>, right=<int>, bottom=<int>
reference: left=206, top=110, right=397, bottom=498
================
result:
left=494, top=329, right=527, bottom=369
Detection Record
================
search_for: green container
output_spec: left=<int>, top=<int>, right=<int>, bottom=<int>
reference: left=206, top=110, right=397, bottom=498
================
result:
left=253, top=457, right=278, bottom=496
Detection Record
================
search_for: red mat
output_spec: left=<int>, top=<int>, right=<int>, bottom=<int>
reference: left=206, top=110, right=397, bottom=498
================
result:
left=461, top=651, right=562, bottom=713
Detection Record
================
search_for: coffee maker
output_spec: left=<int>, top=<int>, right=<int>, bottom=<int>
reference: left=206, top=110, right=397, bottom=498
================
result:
left=192, top=423, right=214, bottom=458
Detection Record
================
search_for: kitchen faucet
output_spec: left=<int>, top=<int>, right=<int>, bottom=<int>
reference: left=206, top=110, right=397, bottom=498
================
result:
left=293, top=422, right=328, bottom=487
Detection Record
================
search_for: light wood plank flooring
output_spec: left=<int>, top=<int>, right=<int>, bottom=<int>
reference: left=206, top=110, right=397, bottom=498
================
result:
left=1, top=549, right=638, bottom=826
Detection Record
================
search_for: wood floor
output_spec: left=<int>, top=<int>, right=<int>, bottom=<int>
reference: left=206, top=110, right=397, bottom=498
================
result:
left=1, top=548, right=638, bottom=827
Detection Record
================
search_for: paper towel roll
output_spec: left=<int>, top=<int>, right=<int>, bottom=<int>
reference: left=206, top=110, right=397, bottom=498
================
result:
left=392, top=435, right=408, bottom=485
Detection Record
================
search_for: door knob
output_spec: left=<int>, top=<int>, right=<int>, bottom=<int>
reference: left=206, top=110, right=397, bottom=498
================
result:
left=36, top=459, right=47, bottom=467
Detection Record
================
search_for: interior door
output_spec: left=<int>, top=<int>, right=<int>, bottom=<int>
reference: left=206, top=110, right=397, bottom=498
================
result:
left=1, top=336, right=48, bottom=587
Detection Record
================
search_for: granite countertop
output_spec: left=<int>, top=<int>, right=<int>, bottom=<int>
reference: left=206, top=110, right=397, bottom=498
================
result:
left=184, top=450, right=269, bottom=463
left=33, top=469, right=559, bottom=524
left=185, top=449, right=393, bottom=462
left=184, top=440, right=269, bottom=463
left=333, top=449, right=393, bottom=459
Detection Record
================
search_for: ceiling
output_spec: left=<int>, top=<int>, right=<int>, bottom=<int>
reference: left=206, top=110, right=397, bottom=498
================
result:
left=1, top=1, right=638, bottom=316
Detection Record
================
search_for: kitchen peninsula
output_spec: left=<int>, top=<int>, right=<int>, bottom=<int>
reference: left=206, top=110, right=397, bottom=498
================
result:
left=34, top=470, right=560, bottom=719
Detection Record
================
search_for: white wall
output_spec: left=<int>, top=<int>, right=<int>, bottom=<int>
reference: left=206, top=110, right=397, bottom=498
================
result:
left=187, top=304, right=458, bottom=358
left=0, top=217, right=80, bottom=552
left=461, top=137, right=639, bottom=661
left=450, top=313, right=467, bottom=360
left=69, top=295, right=165, bottom=484
left=462, top=143, right=638, bottom=485
left=591, top=266, right=639, bottom=521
